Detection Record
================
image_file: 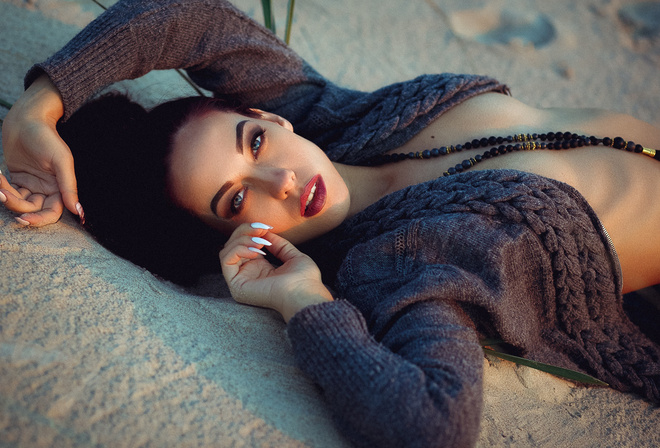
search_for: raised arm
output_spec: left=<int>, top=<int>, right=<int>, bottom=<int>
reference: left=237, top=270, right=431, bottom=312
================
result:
left=27, top=0, right=324, bottom=120
left=3, top=0, right=326, bottom=225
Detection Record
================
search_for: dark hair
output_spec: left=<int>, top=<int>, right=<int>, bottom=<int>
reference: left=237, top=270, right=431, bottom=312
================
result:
left=58, top=93, right=256, bottom=285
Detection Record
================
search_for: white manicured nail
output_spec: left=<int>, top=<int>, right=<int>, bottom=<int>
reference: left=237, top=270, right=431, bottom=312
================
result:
left=248, top=247, right=267, bottom=256
left=250, top=222, right=273, bottom=230
left=0, top=191, right=6, bottom=203
left=15, top=217, right=30, bottom=226
left=251, top=236, right=272, bottom=246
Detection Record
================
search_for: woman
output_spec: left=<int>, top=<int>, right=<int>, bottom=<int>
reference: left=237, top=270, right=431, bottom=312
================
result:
left=1, top=0, right=659, bottom=446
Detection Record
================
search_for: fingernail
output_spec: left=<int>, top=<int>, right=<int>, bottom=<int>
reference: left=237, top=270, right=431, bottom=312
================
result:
left=250, top=222, right=273, bottom=230
left=251, top=236, right=272, bottom=246
left=248, top=246, right=267, bottom=256
left=15, top=217, right=30, bottom=226
left=76, top=202, right=86, bottom=225
left=0, top=191, right=6, bottom=203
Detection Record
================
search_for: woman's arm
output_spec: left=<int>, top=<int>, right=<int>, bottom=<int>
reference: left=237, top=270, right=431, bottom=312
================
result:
left=3, top=0, right=326, bottom=225
left=220, top=223, right=483, bottom=447
left=27, top=0, right=324, bottom=121
left=288, top=298, right=483, bottom=448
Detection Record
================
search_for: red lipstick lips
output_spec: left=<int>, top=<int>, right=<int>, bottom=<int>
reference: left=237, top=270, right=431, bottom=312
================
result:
left=300, top=175, right=326, bottom=217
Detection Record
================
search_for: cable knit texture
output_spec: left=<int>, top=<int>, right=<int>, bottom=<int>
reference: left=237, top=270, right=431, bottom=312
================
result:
left=27, top=1, right=659, bottom=447
left=295, top=170, right=659, bottom=447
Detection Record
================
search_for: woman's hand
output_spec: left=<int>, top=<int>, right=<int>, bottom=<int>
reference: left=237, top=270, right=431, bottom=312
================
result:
left=1, top=74, right=81, bottom=226
left=220, top=222, right=333, bottom=322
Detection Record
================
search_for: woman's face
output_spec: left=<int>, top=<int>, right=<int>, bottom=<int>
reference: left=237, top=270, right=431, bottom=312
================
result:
left=168, top=109, right=351, bottom=244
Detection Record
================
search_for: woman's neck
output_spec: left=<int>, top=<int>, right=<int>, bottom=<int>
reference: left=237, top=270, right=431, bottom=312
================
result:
left=333, top=162, right=397, bottom=218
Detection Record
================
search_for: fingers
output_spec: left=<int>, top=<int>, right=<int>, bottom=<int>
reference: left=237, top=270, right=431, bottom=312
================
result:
left=219, top=222, right=274, bottom=280
left=0, top=173, right=65, bottom=226
left=16, top=194, right=65, bottom=227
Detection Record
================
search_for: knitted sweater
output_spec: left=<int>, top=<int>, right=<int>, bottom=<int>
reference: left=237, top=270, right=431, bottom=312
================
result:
left=28, top=1, right=660, bottom=447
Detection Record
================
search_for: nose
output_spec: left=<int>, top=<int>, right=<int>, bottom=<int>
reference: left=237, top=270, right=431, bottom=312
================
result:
left=256, top=167, right=296, bottom=199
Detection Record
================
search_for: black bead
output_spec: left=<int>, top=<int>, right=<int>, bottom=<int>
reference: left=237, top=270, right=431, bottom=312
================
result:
left=612, top=137, right=625, bottom=149
left=431, top=148, right=440, bottom=157
left=422, top=150, right=431, bottom=158
left=603, top=137, right=612, bottom=146
left=461, top=159, right=472, bottom=169
left=634, top=144, right=644, bottom=153
left=626, top=141, right=635, bottom=152
left=475, top=154, right=483, bottom=162
left=564, top=132, right=573, bottom=140
left=490, top=147, right=499, bottom=156
left=569, top=139, right=578, bottom=148
left=562, top=141, right=570, bottom=149
left=480, top=137, right=489, bottom=147
left=483, top=151, right=492, bottom=158
left=556, top=132, right=566, bottom=140
left=590, top=136, right=599, bottom=145
left=532, top=133, right=539, bottom=139
left=547, top=132, right=556, bottom=140
left=447, top=167, right=457, bottom=175
left=464, top=142, right=472, bottom=150
left=455, top=164, right=464, bottom=173
left=496, top=136, right=504, bottom=144
left=539, top=133, right=547, bottom=140
left=472, top=139, right=480, bottom=148
left=488, top=136, right=497, bottom=145
left=506, top=136, right=514, bottom=143
left=407, top=152, right=416, bottom=159
left=455, top=144, right=463, bottom=152
left=512, top=144, right=521, bottom=152
left=440, top=146, right=448, bottom=155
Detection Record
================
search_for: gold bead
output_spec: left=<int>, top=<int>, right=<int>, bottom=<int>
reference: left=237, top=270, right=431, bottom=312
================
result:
left=642, top=147, right=657, bottom=158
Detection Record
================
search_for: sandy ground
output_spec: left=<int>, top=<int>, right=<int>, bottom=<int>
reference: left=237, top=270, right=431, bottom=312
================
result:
left=1, top=0, right=659, bottom=447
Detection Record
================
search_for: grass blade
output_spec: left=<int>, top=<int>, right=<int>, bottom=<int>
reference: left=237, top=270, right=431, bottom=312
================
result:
left=261, top=0, right=276, bottom=34
left=483, top=347, right=608, bottom=386
left=284, top=0, right=295, bottom=45
left=0, top=98, right=13, bottom=110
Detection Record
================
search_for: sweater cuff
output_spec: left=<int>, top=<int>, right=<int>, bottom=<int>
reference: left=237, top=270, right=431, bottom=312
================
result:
left=287, top=299, right=369, bottom=344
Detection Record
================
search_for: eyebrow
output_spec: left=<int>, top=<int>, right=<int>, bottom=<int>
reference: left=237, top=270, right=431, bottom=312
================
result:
left=210, top=120, right=249, bottom=217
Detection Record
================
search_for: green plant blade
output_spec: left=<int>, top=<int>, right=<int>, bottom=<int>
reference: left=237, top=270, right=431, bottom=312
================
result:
left=483, top=347, right=608, bottom=386
left=261, top=0, right=275, bottom=34
left=479, top=338, right=504, bottom=347
left=284, top=0, right=295, bottom=45
left=0, top=97, right=13, bottom=110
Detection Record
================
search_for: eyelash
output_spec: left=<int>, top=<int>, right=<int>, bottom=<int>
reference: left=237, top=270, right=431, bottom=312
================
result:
left=229, top=128, right=265, bottom=215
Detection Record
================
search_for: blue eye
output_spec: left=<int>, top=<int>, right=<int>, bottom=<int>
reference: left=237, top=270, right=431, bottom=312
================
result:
left=231, top=189, right=246, bottom=214
left=251, top=131, right=264, bottom=158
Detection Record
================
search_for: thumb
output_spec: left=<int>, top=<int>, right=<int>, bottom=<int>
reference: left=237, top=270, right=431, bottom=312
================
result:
left=53, top=150, right=81, bottom=217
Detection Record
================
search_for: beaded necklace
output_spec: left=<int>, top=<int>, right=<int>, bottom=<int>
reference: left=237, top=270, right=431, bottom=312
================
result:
left=368, top=132, right=660, bottom=177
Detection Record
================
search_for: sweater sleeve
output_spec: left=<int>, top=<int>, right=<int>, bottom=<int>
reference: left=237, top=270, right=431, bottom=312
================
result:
left=287, top=299, right=484, bottom=448
left=25, top=0, right=326, bottom=120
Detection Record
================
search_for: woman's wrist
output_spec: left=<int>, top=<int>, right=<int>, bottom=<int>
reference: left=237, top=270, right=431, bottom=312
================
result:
left=16, top=74, right=64, bottom=125
left=281, top=286, right=334, bottom=323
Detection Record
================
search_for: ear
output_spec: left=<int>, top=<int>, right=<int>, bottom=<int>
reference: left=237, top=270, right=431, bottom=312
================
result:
left=248, top=108, right=294, bottom=132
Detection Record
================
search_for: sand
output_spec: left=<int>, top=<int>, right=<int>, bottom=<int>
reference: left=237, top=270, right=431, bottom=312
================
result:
left=1, top=0, right=659, bottom=446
